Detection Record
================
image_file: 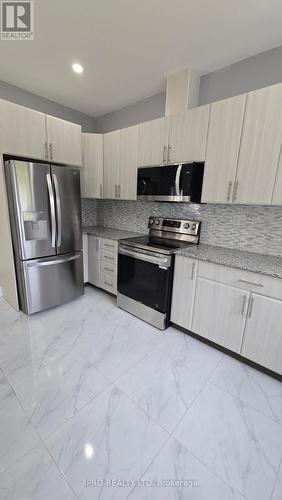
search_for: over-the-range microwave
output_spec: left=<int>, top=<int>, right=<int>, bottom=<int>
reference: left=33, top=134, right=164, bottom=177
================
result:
left=137, top=162, right=204, bottom=202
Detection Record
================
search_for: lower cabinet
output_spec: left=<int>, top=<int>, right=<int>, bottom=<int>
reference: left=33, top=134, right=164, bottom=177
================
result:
left=241, top=294, right=282, bottom=375
left=171, top=255, right=282, bottom=375
left=88, top=235, right=100, bottom=288
left=192, top=278, right=248, bottom=353
left=86, top=235, right=117, bottom=295
left=170, top=257, right=197, bottom=330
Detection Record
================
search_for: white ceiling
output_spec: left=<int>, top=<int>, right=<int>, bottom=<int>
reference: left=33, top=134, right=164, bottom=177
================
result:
left=0, top=0, right=281, bottom=117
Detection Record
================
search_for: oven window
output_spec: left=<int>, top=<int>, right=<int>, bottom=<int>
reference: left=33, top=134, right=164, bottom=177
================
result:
left=118, top=253, right=173, bottom=313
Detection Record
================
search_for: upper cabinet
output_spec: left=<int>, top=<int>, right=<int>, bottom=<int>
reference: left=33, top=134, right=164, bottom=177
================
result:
left=103, top=130, right=120, bottom=199
left=45, top=115, right=82, bottom=166
left=201, top=95, right=246, bottom=203
left=235, top=83, right=282, bottom=204
left=0, top=100, right=47, bottom=160
left=104, top=126, right=138, bottom=200
left=81, top=134, right=103, bottom=198
left=138, top=117, right=169, bottom=166
left=0, top=99, right=82, bottom=166
left=168, top=105, right=210, bottom=163
left=119, top=125, right=139, bottom=200
left=272, top=147, right=282, bottom=204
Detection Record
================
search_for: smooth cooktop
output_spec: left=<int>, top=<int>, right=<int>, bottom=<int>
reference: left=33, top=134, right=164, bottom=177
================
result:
left=120, top=235, right=196, bottom=255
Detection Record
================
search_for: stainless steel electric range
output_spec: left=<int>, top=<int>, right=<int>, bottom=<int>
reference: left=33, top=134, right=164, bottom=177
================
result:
left=117, top=216, right=201, bottom=330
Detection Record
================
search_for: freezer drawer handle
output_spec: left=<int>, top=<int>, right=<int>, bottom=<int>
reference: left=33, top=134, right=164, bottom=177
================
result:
left=46, top=173, right=56, bottom=248
left=26, top=254, right=80, bottom=268
left=53, top=174, right=62, bottom=247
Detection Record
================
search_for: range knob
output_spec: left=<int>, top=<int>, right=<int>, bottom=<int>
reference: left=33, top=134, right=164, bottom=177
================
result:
left=183, top=223, right=190, bottom=229
left=149, top=218, right=155, bottom=226
left=191, top=224, right=197, bottom=230
left=155, top=219, right=160, bottom=226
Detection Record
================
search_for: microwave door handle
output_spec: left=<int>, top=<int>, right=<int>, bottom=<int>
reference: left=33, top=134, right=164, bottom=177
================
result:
left=175, top=164, right=182, bottom=196
left=46, top=173, right=56, bottom=248
left=53, top=174, right=62, bottom=247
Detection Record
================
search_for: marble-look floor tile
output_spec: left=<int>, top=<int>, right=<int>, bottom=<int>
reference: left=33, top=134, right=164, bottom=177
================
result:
left=174, top=383, right=282, bottom=500
left=0, top=444, right=77, bottom=500
left=8, top=348, right=111, bottom=439
left=211, top=355, right=282, bottom=424
left=128, top=437, right=246, bottom=500
left=271, top=459, right=282, bottom=500
left=0, top=370, right=40, bottom=472
left=45, top=384, right=169, bottom=500
left=117, top=348, right=206, bottom=432
left=161, top=327, right=223, bottom=379
left=75, top=312, right=165, bottom=382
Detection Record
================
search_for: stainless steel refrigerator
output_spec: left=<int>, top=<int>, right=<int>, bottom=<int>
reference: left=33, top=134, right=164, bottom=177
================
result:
left=5, top=159, right=83, bottom=314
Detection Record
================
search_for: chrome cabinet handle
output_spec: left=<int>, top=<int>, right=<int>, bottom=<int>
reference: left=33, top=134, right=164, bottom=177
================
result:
left=100, top=184, right=103, bottom=198
left=233, top=180, right=239, bottom=202
left=46, top=173, right=56, bottom=248
left=248, top=296, right=254, bottom=318
left=167, top=145, right=171, bottom=163
left=191, top=262, right=195, bottom=280
left=241, top=294, right=247, bottom=315
left=104, top=255, right=114, bottom=261
left=104, top=267, right=114, bottom=273
left=49, top=143, right=53, bottom=160
left=104, top=281, right=113, bottom=287
left=163, top=145, right=167, bottom=163
left=238, top=279, right=263, bottom=288
left=104, top=243, right=114, bottom=249
left=227, top=181, right=233, bottom=202
left=118, top=184, right=121, bottom=198
left=114, top=185, right=117, bottom=198
left=44, top=142, right=48, bottom=159
left=96, top=239, right=99, bottom=251
left=53, top=174, right=62, bottom=247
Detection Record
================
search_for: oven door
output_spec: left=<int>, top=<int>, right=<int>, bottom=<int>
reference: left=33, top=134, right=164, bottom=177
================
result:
left=118, top=246, right=173, bottom=314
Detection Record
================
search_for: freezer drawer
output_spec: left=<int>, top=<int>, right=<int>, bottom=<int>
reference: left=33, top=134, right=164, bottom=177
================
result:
left=20, top=252, right=83, bottom=314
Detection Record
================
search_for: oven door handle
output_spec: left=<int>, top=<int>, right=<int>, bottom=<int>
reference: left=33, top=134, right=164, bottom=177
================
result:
left=119, top=246, right=170, bottom=267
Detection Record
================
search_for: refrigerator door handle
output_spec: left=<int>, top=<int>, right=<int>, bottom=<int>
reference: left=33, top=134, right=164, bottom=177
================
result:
left=46, top=173, right=56, bottom=248
left=26, top=254, right=80, bottom=268
left=53, top=174, right=62, bottom=247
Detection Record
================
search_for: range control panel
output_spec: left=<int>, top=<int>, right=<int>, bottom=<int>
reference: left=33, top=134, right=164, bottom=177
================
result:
left=148, top=217, right=200, bottom=236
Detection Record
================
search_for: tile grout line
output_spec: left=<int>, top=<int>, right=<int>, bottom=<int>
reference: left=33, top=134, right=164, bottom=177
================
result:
left=208, top=378, right=282, bottom=428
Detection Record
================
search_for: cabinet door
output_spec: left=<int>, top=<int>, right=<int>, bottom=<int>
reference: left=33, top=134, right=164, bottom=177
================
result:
left=46, top=115, right=82, bottom=166
left=235, top=83, right=282, bottom=204
left=192, top=278, right=249, bottom=352
left=271, top=146, right=282, bottom=204
left=119, top=125, right=138, bottom=200
left=103, top=130, right=120, bottom=199
left=201, top=95, right=246, bottom=203
left=241, top=294, right=282, bottom=375
left=170, top=256, right=197, bottom=330
left=0, top=100, right=47, bottom=160
left=88, top=235, right=100, bottom=287
left=138, top=117, right=169, bottom=166
left=81, top=134, right=103, bottom=198
left=168, top=105, right=210, bottom=163
left=82, top=233, right=88, bottom=283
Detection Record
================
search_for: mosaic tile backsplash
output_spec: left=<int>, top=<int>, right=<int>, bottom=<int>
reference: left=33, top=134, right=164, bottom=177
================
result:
left=81, top=198, right=282, bottom=257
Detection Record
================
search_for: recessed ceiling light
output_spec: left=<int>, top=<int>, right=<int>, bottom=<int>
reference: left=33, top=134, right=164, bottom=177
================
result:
left=72, top=63, right=84, bottom=74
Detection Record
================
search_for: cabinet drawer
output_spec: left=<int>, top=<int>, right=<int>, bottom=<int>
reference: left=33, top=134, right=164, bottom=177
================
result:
left=101, top=238, right=118, bottom=253
left=100, top=272, right=117, bottom=295
left=100, top=260, right=117, bottom=277
left=100, top=249, right=117, bottom=266
left=198, top=261, right=282, bottom=300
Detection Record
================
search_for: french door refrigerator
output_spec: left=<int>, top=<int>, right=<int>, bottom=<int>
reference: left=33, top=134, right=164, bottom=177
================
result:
left=5, top=159, right=83, bottom=314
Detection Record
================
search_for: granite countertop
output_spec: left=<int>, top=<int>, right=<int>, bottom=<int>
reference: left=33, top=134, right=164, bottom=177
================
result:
left=175, top=244, right=282, bottom=279
left=82, top=225, right=143, bottom=241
